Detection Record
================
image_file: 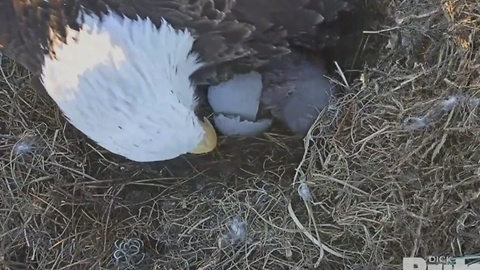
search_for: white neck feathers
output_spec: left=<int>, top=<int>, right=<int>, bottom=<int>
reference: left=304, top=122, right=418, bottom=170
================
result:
left=41, top=10, right=207, bottom=162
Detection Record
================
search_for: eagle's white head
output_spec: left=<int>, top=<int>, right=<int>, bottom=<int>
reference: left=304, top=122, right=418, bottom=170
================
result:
left=40, top=10, right=217, bottom=162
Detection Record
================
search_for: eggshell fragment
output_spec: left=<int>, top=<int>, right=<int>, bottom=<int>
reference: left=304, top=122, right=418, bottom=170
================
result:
left=213, top=114, right=272, bottom=136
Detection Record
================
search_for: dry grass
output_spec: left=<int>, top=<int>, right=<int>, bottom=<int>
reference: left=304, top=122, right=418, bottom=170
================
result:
left=1, top=0, right=480, bottom=269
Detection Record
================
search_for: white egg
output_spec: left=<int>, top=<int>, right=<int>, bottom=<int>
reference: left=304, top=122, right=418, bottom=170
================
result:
left=207, top=71, right=263, bottom=122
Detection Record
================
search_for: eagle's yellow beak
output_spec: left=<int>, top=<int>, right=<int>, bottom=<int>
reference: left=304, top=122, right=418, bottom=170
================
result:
left=190, top=117, right=217, bottom=154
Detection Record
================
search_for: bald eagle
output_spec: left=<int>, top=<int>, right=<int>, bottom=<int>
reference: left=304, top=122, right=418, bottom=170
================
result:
left=0, top=0, right=358, bottom=162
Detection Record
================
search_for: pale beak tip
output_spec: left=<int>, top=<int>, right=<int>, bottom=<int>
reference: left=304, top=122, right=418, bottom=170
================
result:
left=189, top=117, right=217, bottom=154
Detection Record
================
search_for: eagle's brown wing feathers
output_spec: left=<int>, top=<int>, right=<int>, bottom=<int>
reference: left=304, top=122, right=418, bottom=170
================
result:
left=98, top=0, right=326, bottom=84
left=0, top=0, right=356, bottom=84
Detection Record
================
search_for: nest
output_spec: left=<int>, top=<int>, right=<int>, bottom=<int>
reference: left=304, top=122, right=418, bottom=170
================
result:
left=1, top=0, right=480, bottom=269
